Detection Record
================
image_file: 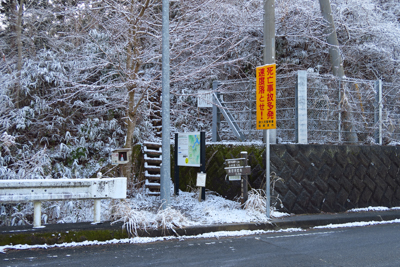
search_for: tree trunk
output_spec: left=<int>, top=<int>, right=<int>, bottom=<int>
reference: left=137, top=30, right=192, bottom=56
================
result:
left=15, top=0, right=24, bottom=108
left=319, top=0, right=358, bottom=144
left=318, top=0, right=344, bottom=78
left=124, top=85, right=137, bottom=150
left=122, top=0, right=151, bottom=179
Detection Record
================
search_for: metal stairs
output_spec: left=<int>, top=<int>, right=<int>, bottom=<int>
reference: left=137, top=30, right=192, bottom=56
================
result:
left=143, top=142, right=162, bottom=195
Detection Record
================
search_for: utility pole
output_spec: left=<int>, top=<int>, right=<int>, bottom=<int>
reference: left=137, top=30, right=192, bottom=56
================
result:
left=264, top=0, right=276, bottom=145
left=161, top=0, right=170, bottom=209
left=263, top=0, right=275, bottom=218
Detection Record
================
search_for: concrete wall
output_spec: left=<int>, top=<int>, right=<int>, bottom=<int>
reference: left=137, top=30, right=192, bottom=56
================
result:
left=269, top=145, right=400, bottom=214
left=175, top=144, right=400, bottom=214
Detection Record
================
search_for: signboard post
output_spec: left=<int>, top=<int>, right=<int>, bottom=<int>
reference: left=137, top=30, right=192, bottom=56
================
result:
left=174, top=132, right=206, bottom=200
left=224, top=151, right=251, bottom=205
left=256, top=63, right=276, bottom=219
left=177, top=132, right=201, bottom=167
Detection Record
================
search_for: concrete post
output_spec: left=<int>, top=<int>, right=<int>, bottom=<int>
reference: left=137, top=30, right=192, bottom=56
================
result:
left=296, top=71, right=308, bottom=144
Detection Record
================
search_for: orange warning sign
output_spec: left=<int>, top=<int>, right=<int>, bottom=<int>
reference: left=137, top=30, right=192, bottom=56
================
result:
left=256, top=64, right=276, bottom=130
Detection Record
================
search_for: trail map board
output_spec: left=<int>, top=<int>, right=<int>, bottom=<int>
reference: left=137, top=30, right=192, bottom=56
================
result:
left=177, top=132, right=201, bottom=167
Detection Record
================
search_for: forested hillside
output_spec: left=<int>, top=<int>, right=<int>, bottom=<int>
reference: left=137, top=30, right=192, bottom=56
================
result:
left=1, top=0, right=400, bottom=180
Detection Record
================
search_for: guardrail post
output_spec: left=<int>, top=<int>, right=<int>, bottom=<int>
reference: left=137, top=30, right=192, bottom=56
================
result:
left=33, top=201, right=42, bottom=228
left=296, top=70, right=308, bottom=144
left=375, top=80, right=382, bottom=145
left=93, top=199, right=101, bottom=224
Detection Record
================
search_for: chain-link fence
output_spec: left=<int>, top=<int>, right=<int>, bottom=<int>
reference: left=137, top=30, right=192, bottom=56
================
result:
left=213, top=72, right=400, bottom=145
left=214, top=74, right=297, bottom=142
left=382, top=81, right=400, bottom=143
left=307, top=74, right=378, bottom=144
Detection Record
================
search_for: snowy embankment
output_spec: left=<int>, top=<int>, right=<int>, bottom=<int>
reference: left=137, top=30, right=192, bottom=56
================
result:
left=110, top=188, right=287, bottom=237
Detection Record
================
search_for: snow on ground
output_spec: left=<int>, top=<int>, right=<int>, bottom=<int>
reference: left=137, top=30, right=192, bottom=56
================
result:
left=314, top=219, right=400, bottom=229
left=2, top=216, right=400, bottom=253
left=119, top=188, right=287, bottom=230
left=2, top=185, right=400, bottom=253
left=0, top=228, right=304, bottom=253
left=347, top=206, right=400, bottom=212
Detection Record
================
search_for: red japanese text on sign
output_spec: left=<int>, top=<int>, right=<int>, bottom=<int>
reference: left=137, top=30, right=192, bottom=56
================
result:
left=256, top=64, right=276, bottom=130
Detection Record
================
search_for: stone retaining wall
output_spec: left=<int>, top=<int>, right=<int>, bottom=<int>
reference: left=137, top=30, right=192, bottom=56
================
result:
left=176, top=144, right=400, bottom=214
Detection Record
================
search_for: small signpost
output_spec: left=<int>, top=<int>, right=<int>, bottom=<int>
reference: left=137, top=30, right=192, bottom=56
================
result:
left=224, top=151, right=250, bottom=205
left=196, top=172, right=207, bottom=201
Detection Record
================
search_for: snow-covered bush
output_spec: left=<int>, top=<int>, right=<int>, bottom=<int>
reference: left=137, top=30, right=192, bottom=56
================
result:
left=244, top=189, right=267, bottom=214
left=111, top=200, right=191, bottom=237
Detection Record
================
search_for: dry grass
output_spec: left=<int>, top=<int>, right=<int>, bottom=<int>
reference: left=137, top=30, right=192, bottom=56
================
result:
left=155, top=206, right=192, bottom=235
left=244, top=189, right=267, bottom=214
left=111, top=200, right=192, bottom=237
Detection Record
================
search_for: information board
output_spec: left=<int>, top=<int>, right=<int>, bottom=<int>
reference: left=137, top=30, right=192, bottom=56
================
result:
left=197, top=90, right=213, bottom=108
left=196, top=172, right=207, bottom=187
left=177, top=132, right=201, bottom=167
left=256, top=64, right=276, bottom=130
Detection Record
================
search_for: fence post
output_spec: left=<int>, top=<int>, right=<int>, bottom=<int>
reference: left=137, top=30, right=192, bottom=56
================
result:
left=248, top=82, right=253, bottom=140
left=295, top=71, right=308, bottom=144
left=375, top=80, right=383, bottom=145
left=212, top=81, right=221, bottom=142
left=338, top=80, right=342, bottom=142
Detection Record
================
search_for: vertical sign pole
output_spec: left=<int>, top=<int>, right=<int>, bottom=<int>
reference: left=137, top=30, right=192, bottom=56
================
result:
left=264, top=0, right=276, bottom=144
left=266, top=130, right=271, bottom=218
left=200, top=131, right=206, bottom=201
left=161, top=0, right=170, bottom=209
left=174, top=133, right=179, bottom=196
left=212, top=81, right=220, bottom=142
left=264, top=0, right=275, bottom=218
left=241, top=151, right=248, bottom=206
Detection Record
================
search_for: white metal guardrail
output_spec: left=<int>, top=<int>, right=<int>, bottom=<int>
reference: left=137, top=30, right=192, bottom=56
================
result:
left=0, top=177, right=127, bottom=228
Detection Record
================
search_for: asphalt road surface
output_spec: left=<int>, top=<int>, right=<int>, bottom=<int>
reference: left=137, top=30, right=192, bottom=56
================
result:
left=1, top=223, right=400, bottom=266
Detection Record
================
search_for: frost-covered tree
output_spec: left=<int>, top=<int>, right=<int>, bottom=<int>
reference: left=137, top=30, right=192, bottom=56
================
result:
left=1, top=0, right=400, bottom=180
left=1, top=0, right=400, bottom=225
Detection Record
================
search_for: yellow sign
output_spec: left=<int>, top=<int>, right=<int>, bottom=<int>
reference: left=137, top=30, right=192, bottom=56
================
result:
left=256, top=64, right=276, bottom=130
